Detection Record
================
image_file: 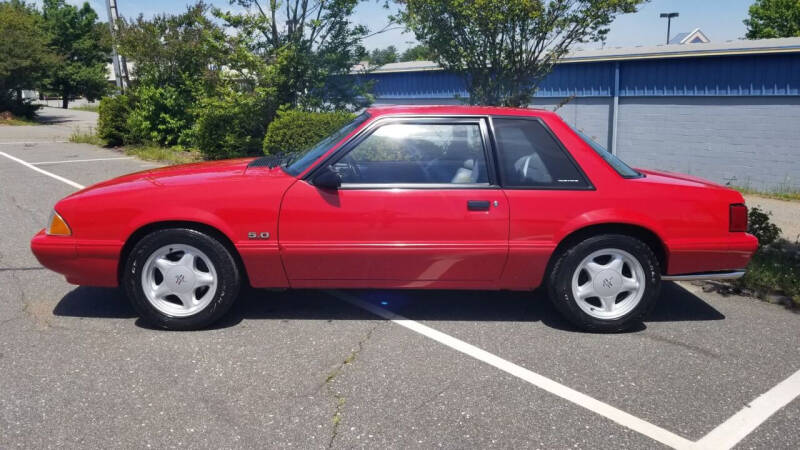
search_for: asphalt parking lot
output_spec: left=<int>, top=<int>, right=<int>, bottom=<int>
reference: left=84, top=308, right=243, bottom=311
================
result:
left=1, top=108, right=799, bottom=449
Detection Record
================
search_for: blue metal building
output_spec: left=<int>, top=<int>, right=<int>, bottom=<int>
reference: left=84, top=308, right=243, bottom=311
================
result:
left=360, top=38, right=800, bottom=190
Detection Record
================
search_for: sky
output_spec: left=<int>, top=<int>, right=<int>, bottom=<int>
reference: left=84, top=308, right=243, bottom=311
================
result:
left=66, top=0, right=756, bottom=51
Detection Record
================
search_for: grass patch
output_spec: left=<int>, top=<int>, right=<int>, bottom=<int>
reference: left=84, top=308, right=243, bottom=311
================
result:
left=732, top=185, right=800, bottom=202
left=69, top=126, right=105, bottom=145
left=735, top=239, right=800, bottom=310
left=67, top=126, right=203, bottom=165
left=0, top=112, right=39, bottom=126
left=124, top=145, right=203, bottom=165
left=72, top=104, right=100, bottom=113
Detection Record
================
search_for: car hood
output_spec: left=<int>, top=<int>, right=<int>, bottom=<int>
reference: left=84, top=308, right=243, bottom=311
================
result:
left=61, top=158, right=271, bottom=200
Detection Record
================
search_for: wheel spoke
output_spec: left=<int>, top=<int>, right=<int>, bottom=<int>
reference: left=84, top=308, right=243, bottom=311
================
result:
left=585, top=262, right=604, bottom=277
left=194, top=270, right=214, bottom=287
left=176, top=291, right=195, bottom=309
left=154, top=257, right=173, bottom=273
left=607, top=255, right=624, bottom=273
left=600, top=295, right=617, bottom=312
left=621, top=276, right=640, bottom=291
left=150, top=283, right=171, bottom=299
left=575, top=282, right=595, bottom=299
left=177, top=252, right=196, bottom=270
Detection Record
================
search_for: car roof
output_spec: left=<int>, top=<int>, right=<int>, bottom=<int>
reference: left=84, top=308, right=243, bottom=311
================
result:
left=364, top=104, right=558, bottom=119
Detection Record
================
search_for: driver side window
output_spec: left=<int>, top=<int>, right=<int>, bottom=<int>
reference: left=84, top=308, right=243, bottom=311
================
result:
left=337, top=122, right=489, bottom=185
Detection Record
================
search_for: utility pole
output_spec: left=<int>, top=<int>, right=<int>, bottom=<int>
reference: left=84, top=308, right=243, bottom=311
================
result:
left=105, top=0, right=130, bottom=92
left=660, top=12, right=679, bottom=45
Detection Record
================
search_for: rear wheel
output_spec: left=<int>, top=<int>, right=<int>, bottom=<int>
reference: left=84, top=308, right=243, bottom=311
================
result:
left=123, top=228, right=241, bottom=330
left=548, top=234, right=660, bottom=332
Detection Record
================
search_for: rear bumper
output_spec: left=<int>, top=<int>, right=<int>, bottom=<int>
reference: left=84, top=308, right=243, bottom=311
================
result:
left=666, top=233, right=758, bottom=276
left=30, top=230, right=119, bottom=287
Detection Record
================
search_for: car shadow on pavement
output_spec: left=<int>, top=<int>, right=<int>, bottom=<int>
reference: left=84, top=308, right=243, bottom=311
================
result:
left=52, top=281, right=723, bottom=332
left=35, top=114, right=82, bottom=125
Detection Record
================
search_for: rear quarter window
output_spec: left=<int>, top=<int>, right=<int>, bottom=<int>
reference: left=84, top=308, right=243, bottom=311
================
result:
left=492, top=118, right=589, bottom=189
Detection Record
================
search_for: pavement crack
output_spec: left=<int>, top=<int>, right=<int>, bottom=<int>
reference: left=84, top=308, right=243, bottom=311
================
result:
left=324, top=323, right=381, bottom=449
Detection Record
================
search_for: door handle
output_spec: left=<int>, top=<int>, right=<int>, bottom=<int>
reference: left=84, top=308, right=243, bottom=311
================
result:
left=467, top=200, right=491, bottom=211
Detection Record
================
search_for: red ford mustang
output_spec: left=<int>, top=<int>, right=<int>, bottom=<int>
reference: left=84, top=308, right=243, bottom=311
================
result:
left=31, top=106, right=757, bottom=331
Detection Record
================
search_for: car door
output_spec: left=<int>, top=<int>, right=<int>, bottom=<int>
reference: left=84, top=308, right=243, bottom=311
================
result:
left=278, top=116, right=510, bottom=288
left=490, top=116, right=596, bottom=289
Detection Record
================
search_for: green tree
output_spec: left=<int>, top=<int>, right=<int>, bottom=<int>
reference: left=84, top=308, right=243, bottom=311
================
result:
left=41, top=0, right=110, bottom=108
left=0, top=0, right=57, bottom=112
left=744, top=0, right=800, bottom=39
left=400, top=44, right=433, bottom=61
left=395, top=0, right=645, bottom=106
left=219, top=0, right=373, bottom=110
left=116, top=3, right=251, bottom=147
left=118, top=3, right=234, bottom=93
left=368, top=45, right=400, bottom=65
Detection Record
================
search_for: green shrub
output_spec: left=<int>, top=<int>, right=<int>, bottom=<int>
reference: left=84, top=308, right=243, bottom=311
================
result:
left=0, top=91, right=41, bottom=119
left=194, top=87, right=277, bottom=159
left=125, top=85, right=194, bottom=147
left=263, top=109, right=355, bottom=155
left=97, top=95, right=131, bottom=146
left=738, top=240, right=800, bottom=302
left=748, top=207, right=781, bottom=246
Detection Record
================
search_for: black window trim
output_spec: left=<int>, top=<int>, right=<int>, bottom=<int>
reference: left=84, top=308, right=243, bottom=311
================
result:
left=569, top=127, right=645, bottom=179
left=487, top=115, right=596, bottom=191
left=304, top=115, right=501, bottom=190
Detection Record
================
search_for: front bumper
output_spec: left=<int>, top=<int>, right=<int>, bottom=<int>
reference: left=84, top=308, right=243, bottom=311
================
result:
left=30, top=230, right=119, bottom=287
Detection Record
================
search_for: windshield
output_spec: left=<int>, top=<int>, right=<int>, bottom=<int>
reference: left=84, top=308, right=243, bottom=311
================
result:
left=284, top=112, right=370, bottom=176
left=571, top=127, right=642, bottom=179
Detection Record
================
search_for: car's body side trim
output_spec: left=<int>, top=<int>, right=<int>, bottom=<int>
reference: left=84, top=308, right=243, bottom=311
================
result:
left=662, top=271, right=746, bottom=281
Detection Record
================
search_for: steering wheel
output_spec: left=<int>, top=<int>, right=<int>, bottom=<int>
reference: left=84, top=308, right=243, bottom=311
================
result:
left=342, top=155, right=362, bottom=181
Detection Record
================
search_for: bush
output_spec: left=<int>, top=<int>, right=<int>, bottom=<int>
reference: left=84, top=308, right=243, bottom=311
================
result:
left=748, top=207, right=781, bottom=246
left=0, top=91, right=41, bottom=119
left=194, top=87, right=277, bottom=159
left=97, top=95, right=132, bottom=146
left=263, top=109, right=355, bottom=155
left=737, top=239, right=800, bottom=307
left=125, top=85, right=195, bottom=147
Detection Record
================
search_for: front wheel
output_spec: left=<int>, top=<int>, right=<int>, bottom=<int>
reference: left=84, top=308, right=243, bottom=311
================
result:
left=123, top=228, right=241, bottom=330
left=547, top=234, right=660, bottom=332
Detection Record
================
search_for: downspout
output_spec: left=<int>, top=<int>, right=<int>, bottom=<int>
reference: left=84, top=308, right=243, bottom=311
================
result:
left=610, top=61, right=620, bottom=155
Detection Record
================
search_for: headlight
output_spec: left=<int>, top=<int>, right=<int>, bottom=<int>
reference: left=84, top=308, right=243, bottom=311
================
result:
left=46, top=210, right=72, bottom=236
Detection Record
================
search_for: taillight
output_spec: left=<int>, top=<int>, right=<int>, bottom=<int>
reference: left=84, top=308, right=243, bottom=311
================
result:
left=730, top=204, right=748, bottom=232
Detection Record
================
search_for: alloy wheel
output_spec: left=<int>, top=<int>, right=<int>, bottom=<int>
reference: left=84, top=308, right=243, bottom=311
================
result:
left=141, top=244, right=218, bottom=317
left=570, top=248, right=646, bottom=320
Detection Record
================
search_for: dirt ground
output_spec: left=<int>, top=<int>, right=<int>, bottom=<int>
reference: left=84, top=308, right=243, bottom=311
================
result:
left=744, top=195, right=800, bottom=242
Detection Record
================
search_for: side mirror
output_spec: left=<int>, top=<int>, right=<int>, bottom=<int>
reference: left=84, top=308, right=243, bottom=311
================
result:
left=312, top=165, right=341, bottom=190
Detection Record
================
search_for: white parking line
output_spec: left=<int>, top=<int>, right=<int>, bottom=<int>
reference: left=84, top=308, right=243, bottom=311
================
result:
left=330, top=290, right=800, bottom=450
left=32, top=156, right=133, bottom=165
left=329, top=290, right=694, bottom=449
left=0, top=151, right=86, bottom=189
left=3, top=150, right=797, bottom=449
left=695, top=368, right=800, bottom=449
left=0, top=140, right=68, bottom=145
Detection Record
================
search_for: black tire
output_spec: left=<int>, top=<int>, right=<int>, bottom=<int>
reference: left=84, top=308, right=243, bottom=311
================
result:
left=123, top=228, right=241, bottom=331
left=547, top=234, right=660, bottom=332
